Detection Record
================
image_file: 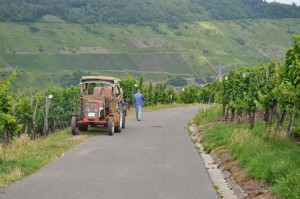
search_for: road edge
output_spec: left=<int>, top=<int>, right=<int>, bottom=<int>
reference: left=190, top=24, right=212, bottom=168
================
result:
left=189, top=123, right=242, bottom=199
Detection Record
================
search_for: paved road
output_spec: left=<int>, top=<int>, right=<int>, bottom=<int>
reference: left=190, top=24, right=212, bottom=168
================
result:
left=0, top=106, right=218, bottom=199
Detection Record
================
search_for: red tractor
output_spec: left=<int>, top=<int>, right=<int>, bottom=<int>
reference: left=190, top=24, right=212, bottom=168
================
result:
left=71, top=76, right=126, bottom=136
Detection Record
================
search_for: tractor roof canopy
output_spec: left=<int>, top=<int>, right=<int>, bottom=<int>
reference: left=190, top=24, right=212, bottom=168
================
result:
left=80, top=76, right=120, bottom=85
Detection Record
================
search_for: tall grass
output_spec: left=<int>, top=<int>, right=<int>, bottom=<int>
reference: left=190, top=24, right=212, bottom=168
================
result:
left=193, top=104, right=222, bottom=125
left=195, top=106, right=300, bottom=199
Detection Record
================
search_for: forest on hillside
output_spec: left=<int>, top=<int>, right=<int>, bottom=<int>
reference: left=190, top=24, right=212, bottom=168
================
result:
left=0, top=0, right=300, bottom=24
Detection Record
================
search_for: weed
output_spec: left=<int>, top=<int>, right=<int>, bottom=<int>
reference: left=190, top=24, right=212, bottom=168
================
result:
left=213, top=185, right=219, bottom=190
left=0, top=144, right=3, bottom=160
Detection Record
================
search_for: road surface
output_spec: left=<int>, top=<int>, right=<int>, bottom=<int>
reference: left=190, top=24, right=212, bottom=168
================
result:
left=0, top=106, right=218, bottom=199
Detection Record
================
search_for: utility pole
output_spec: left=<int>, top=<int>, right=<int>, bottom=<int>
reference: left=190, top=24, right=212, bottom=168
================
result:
left=218, top=62, right=222, bottom=81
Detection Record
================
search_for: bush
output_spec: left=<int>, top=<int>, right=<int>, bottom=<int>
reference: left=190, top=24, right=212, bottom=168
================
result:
left=28, top=26, right=40, bottom=33
left=167, top=22, right=179, bottom=29
left=179, top=85, right=200, bottom=104
left=167, top=77, right=187, bottom=87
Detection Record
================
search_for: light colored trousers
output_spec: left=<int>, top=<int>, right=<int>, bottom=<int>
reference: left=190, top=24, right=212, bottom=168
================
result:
left=135, top=105, right=142, bottom=120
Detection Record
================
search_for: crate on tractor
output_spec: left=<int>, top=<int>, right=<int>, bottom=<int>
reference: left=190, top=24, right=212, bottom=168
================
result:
left=71, top=76, right=126, bottom=136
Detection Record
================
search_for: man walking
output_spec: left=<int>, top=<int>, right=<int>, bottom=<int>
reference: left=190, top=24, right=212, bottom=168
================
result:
left=132, top=89, right=145, bottom=121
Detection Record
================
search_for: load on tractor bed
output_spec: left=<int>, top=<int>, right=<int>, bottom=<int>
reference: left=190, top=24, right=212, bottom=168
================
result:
left=71, top=76, right=126, bottom=136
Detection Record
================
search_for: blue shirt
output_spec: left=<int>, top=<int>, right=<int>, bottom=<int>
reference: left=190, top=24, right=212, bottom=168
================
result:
left=133, top=92, right=145, bottom=106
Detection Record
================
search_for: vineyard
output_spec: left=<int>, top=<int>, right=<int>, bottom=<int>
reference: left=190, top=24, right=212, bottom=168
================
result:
left=0, top=71, right=205, bottom=143
left=0, top=73, right=80, bottom=143
left=214, top=34, right=300, bottom=137
left=194, top=35, right=300, bottom=199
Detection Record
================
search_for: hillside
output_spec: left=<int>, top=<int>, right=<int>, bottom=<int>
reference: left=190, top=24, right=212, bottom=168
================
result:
left=0, top=0, right=300, bottom=24
left=1, top=18, right=300, bottom=89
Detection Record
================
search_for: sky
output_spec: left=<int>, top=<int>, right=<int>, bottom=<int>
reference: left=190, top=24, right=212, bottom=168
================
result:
left=265, top=0, right=300, bottom=5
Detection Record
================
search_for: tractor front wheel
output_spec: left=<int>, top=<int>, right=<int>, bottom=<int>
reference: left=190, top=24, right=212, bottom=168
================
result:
left=115, top=110, right=123, bottom=133
left=122, top=111, right=126, bottom=129
left=71, top=116, right=79, bottom=135
left=108, top=116, right=115, bottom=136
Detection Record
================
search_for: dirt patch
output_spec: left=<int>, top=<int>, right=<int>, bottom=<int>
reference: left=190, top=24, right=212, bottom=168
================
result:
left=129, top=37, right=171, bottom=49
left=15, top=51, right=37, bottom=54
left=213, top=146, right=280, bottom=199
left=60, top=46, right=110, bottom=54
left=130, top=37, right=149, bottom=48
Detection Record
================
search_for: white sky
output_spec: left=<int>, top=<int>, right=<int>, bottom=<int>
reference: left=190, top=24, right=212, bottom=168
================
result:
left=265, top=0, right=300, bottom=5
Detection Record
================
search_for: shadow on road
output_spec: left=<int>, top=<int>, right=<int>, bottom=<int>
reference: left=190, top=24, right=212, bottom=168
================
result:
left=78, top=125, right=109, bottom=136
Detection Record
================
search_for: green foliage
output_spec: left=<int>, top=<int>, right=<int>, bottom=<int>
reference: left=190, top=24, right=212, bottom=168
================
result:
left=165, top=87, right=179, bottom=103
left=60, top=70, right=91, bottom=88
left=45, top=85, right=80, bottom=131
left=154, top=82, right=168, bottom=104
left=167, top=22, right=179, bottom=29
left=256, top=59, right=278, bottom=111
left=276, top=35, right=300, bottom=114
left=120, top=75, right=200, bottom=105
left=0, top=69, right=19, bottom=141
left=137, top=75, right=144, bottom=92
left=179, top=85, right=200, bottom=104
left=275, top=167, right=300, bottom=199
left=199, top=81, right=221, bottom=103
left=231, top=37, right=246, bottom=45
left=0, top=70, right=81, bottom=142
left=143, top=82, right=154, bottom=106
left=28, top=26, right=40, bottom=33
left=207, top=35, right=300, bottom=131
left=196, top=107, right=300, bottom=198
left=193, top=104, right=222, bottom=125
left=167, top=77, right=187, bottom=87
left=120, top=76, right=137, bottom=105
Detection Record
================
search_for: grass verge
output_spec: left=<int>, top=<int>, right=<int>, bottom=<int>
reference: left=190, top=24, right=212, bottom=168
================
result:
left=194, top=105, right=300, bottom=199
left=0, top=129, right=90, bottom=188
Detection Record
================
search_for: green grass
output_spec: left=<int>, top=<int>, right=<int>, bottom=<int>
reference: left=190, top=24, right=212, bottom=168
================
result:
left=194, top=106, right=300, bottom=199
left=3, top=53, right=193, bottom=74
left=0, top=129, right=90, bottom=188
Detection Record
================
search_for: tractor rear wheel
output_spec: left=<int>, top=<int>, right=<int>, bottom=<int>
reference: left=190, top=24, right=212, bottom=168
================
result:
left=71, top=116, right=79, bottom=135
left=108, top=116, right=115, bottom=136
